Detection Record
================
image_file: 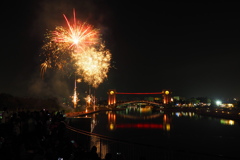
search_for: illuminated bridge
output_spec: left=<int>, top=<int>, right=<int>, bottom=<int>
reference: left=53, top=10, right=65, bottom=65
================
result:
left=116, top=100, right=162, bottom=108
left=107, top=89, right=172, bottom=107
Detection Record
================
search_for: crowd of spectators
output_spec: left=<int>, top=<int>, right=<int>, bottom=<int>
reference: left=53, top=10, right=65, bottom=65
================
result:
left=0, top=107, right=111, bottom=160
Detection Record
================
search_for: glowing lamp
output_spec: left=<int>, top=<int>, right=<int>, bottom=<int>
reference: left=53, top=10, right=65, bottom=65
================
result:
left=216, top=100, right=222, bottom=106
left=110, top=91, right=115, bottom=95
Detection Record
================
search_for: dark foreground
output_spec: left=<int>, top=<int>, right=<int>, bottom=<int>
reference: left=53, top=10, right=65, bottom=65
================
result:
left=0, top=110, right=105, bottom=160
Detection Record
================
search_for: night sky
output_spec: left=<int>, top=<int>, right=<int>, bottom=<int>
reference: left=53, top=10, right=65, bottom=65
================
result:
left=1, top=0, right=240, bottom=101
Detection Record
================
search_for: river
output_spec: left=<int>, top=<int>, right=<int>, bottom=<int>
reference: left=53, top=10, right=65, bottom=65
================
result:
left=67, top=107, right=240, bottom=160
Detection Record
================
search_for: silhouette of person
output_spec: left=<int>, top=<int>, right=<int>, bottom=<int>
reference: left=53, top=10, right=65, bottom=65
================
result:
left=104, top=153, right=112, bottom=160
left=87, top=145, right=100, bottom=160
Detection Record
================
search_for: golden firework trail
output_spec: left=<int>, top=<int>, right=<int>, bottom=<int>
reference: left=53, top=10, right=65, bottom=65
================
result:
left=71, top=77, right=80, bottom=108
left=84, top=94, right=92, bottom=107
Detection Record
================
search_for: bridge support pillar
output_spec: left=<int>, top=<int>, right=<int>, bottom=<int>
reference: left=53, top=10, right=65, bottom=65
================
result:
left=108, top=89, right=116, bottom=106
left=162, top=90, right=172, bottom=105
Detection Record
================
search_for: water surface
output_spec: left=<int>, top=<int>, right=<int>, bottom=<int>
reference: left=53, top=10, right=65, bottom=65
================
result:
left=76, top=108, right=240, bottom=159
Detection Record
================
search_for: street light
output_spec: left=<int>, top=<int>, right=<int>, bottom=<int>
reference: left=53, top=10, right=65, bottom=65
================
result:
left=216, top=100, right=222, bottom=106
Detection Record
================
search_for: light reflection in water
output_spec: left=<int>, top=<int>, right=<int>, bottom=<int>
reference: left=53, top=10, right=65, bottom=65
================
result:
left=87, top=108, right=240, bottom=159
left=220, top=119, right=235, bottom=125
left=175, top=112, right=195, bottom=117
left=105, top=109, right=172, bottom=131
left=107, top=111, right=116, bottom=131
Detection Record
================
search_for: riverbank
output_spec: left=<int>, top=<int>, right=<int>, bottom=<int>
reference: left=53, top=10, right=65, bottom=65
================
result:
left=65, top=106, right=240, bottom=122
left=196, top=108, right=240, bottom=121
left=161, top=107, right=240, bottom=121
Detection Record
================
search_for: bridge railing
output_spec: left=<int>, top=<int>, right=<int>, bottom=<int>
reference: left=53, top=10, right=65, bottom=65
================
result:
left=62, top=121, right=238, bottom=160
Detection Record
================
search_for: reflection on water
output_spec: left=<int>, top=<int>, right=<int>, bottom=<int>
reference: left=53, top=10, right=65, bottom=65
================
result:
left=74, top=107, right=240, bottom=159
left=220, top=119, right=235, bottom=125
left=174, top=111, right=196, bottom=117
left=105, top=108, right=170, bottom=131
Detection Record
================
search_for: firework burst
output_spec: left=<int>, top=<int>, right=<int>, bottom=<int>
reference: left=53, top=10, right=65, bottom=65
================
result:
left=53, top=9, right=100, bottom=50
left=40, top=8, right=112, bottom=108
left=40, top=33, right=75, bottom=78
left=73, top=43, right=111, bottom=88
left=40, top=9, right=112, bottom=108
left=40, top=9, right=100, bottom=78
